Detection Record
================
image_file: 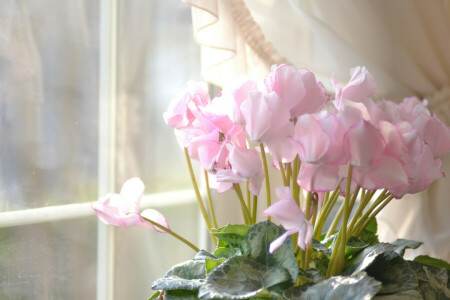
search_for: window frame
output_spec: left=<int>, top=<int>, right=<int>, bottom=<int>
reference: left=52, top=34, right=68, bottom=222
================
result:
left=0, top=1, right=205, bottom=299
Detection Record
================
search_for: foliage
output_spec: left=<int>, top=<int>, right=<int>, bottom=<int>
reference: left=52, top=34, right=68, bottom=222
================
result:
left=151, top=220, right=449, bottom=299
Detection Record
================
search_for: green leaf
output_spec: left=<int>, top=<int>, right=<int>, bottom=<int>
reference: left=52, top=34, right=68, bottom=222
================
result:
left=205, top=258, right=227, bottom=275
left=372, top=289, right=422, bottom=299
left=359, top=218, right=379, bottom=246
left=390, top=239, right=422, bottom=257
left=344, top=243, right=399, bottom=275
left=211, top=224, right=251, bottom=236
left=165, top=260, right=206, bottom=279
left=152, top=277, right=203, bottom=291
left=245, top=221, right=298, bottom=283
left=152, top=260, right=206, bottom=291
left=214, top=232, right=251, bottom=256
left=414, top=255, right=450, bottom=271
left=148, top=290, right=160, bottom=300
left=315, top=256, right=330, bottom=277
left=365, top=217, right=377, bottom=233
left=311, top=239, right=331, bottom=257
left=321, top=233, right=337, bottom=248
left=304, top=269, right=324, bottom=283
left=409, top=260, right=450, bottom=298
left=344, top=243, right=418, bottom=294
left=213, top=247, right=241, bottom=259
left=211, top=224, right=251, bottom=256
left=194, top=250, right=217, bottom=261
left=365, top=254, right=418, bottom=294
left=285, top=272, right=381, bottom=300
left=198, top=256, right=291, bottom=299
left=344, top=237, right=368, bottom=258
left=164, top=289, right=199, bottom=300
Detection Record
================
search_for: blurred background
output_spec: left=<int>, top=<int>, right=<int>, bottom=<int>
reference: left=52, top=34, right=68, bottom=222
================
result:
left=0, top=0, right=202, bottom=298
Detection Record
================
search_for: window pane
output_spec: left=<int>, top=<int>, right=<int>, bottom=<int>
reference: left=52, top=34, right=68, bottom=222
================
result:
left=115, top=203, right=200, bottom=299
left=115, top=0, right=202, bottom=192
left=0, top=0, right=99, bottom=211
left=0, top=218, right=97, bottom=299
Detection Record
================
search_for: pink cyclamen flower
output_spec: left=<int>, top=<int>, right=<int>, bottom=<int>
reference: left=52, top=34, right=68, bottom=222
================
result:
left=163, top=81, right=210, bottom=129
left=341, top=66, right=376, bottom=102
left=265, top=64, right=329, bottom=118
left=215, top=145, right=265, bottom=196
left=241, top=90, right=297, bottom=163
left=263, top=187, right=313, bottom=253
left=91, top=178, right=169, bottom=233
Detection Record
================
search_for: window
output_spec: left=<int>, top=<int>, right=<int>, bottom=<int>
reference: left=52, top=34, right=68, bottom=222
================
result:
left=0, top=1, right=204, bottom=298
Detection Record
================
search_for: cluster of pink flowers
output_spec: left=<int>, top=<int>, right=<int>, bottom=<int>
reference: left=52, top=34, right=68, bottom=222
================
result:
left=163, top=64, right=450, bottom=252
left=165, top=65, right=450, bottom=199
left=92, top=64, right=450, bottom=255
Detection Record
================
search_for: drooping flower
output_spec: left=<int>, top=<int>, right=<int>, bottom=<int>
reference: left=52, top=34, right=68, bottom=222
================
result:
left=344, top=120, right=409, bottom=190
left=263, top=187, right=313, bottom=253
left=265, top=64, right=329, bottom=118
left=241, top=90, right=297, bottom=163
left=215, top=145, right=265, bottom=196
left=163, top=81, right=210, bottom=129
left=218, top=75, right=259, bottom=125
left=176, top=95, right=247, bottom=174
left=91, top=178, right=169, bottom=233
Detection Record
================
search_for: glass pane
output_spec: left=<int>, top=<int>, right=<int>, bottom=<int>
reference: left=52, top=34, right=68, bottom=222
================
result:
left=0, top=0, right=99, bottom=211
left=115, top=203, right=200, bottom=299
left=0, top=218, right=97, bottom=299
left=116, top=0, right=202, bottom=193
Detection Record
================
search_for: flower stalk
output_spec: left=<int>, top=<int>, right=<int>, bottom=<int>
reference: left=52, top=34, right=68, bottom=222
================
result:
left=142, top=216, right=200, bottom=252
left=204, top=170, right=218, bottom=229
left=184, top=148, right=216, bottom=245
left=260, top=143, right=272, bottom=220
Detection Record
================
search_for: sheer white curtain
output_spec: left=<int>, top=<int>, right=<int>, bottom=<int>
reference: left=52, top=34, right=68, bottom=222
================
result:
left=185, top=0, right=450, bottom=261
left=0, top=0, right=203, bottom=299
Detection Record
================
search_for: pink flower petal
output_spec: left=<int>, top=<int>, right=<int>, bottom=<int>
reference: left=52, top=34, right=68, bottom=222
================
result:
left=294, top=115, right=330, bottom=163
left=345, top=120, right=385, bottom=168
left=297, top=163, right=339, bottom=192
left=269, top=232, right=291, bottom=254
left=120, top=177, right=145, bottom=214
left=341, top=66, right=376, bottom=102
left=140, top=209, right=170, bottom=234
left=229, top=146, right=261, bottom=178
left=368, top=156, right=408, bottom=190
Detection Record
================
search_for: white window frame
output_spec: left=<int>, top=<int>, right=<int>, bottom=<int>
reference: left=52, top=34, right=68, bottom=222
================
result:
left=0, top=1, right=206, bottom=299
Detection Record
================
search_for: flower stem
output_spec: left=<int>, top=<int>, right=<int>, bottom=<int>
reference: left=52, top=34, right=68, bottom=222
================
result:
left=204, top=170, right=218, bottom=229
left=260, top=143, right=271, bottom=220
left=326, top=185, right=360, bottom=238
left=246, top=181, right=251, bottom=214
left=327, top=165, right=353, bottom=276
left=302, top=192, right=313, bottom=269
left=141, top=216, right=200, bottom=252
left=292, top=156, right=301, bottom=206
left=184, top=148, right=216, bottom=244
left=313, top=181, right=341, bottom=240
left=346, top=189, right=376, bottom=236
left=279, top=162, right=288, bottom=186
left=351, top=189, right=388, bottom=236
left=355, top=194, right=393, bottom=237
left=339, top=166, right=353, bottom=264
left=286, top=162, right=292, bottom=186
left=326, top=201, right=344, bottom=238
left=252, top=195, right=258, bottom=223
left=305, top=191, right=312, bottom=220
left=234, top=183, right=252, bottom=225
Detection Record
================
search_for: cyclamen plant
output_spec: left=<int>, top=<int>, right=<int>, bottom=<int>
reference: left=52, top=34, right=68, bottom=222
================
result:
left=92, top=65, right=450, bottom=299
